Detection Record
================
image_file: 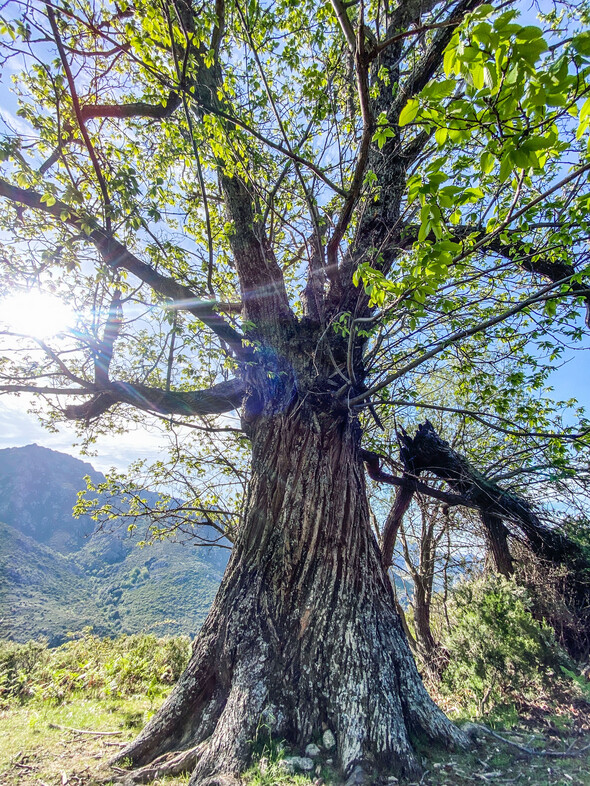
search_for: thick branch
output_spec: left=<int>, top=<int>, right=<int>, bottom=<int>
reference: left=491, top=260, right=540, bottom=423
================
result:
left=399, top=421, right=579, bottom=564
left=361, top=448, right=475, bottom=508
left=80, top=91, right=181, bottom=121
left=63, top=377, right=245, bottom=420
left=482, top=511, right=514, bottom=577
left=381, top=475, right=416, bottom=571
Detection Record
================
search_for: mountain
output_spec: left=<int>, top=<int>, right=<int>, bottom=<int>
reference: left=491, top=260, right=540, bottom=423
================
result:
left=0, top=445, right=228, bottom=645
left=0, top=444, right=103, bottom=552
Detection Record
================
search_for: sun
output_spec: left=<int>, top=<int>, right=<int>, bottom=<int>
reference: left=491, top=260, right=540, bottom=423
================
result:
left=1, top=290, right=75, bottom=339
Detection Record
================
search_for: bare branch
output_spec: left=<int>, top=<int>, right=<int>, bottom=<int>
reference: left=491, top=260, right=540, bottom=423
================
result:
left=330, top=0, right=356, bottom=51
left=45, top=1, right=113, bottom=232
left=348, top=275, right=575, bottom=405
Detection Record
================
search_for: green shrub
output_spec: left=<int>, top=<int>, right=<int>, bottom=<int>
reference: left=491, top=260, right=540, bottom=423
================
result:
left=439, top=574, right=568, bottom=715
left=0, top=631, right=191, bottom=705
left=0, top=639, right=49, bottom=702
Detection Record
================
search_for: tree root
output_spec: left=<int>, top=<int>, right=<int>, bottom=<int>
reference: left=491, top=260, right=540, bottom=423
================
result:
left=111, top=743, right=204, bottom=783
left=469, top=724, right=590, bottom=758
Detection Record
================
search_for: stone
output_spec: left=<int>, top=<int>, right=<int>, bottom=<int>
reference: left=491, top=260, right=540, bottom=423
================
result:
left=461, top=722, right=481, bottom=741
left=322, top=729, right=336, bottom=750
left=258, top=756, right=268, bottom=775
left=305, top=743, right=321, bottom=758
left=280, top=756, right=315, bottom=773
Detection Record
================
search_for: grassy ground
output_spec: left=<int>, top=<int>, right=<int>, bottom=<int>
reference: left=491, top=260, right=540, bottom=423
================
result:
left=2, top=694, right=590, bottom=786
left=0, top=697, right=163, bottom=786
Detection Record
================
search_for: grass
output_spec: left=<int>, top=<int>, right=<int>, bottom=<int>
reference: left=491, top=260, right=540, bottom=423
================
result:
left=0, top=696, right=153, bottom=786
left=3, top=695, right=590, bottom=786
left=2, top=633, right=590, bottom=785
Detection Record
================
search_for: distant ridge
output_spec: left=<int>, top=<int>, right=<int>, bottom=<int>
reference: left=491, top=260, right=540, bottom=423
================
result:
left=0, top=445, right=228, bottom=645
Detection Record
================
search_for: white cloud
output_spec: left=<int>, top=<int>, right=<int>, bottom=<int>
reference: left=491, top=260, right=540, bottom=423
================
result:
left=0, top=395, right=166, bottom=472
left=0, top=106, right=34, bottom=137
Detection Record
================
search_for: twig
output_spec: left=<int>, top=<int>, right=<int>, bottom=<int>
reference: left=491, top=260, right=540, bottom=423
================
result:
left=48, top=723, right=124, bottom=736
left=473, top=724, right=590, bottom=758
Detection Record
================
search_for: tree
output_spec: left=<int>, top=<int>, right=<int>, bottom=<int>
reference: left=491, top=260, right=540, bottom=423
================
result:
left=2, top=0, right=590, bottom=782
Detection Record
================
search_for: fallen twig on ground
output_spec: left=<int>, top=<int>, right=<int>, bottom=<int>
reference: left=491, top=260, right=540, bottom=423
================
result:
left=48, top=723, right=123, bottom=737
left=473, top=724, right=590, bottom=758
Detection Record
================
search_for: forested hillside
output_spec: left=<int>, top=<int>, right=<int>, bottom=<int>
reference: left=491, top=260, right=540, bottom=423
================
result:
left=0, top=445, right=227, bottom=644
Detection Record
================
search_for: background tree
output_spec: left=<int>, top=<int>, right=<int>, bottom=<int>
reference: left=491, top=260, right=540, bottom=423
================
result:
left=2, top=0, right=590, bottom=783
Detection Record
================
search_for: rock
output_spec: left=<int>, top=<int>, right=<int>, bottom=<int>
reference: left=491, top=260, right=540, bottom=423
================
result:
left=460, top=722, right=481, bottom=741
left=258, top=756, right=268, bottom=775
left=305, top=743, right=321, bottom=758
left=322, top=729, right=336, bottom=750
left=280, top=756, right=315, bottom=773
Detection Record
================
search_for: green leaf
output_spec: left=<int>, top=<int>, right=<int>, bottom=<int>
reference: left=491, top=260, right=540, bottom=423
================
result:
left=516, top=25, right=543, bottom=42
left=580, top=96, right=590, bottom=123
left=398, top=98, right=420, bottom=126
left=480, top=151, right=494, bottom=174
left=435, top=127, right=448, bottom=146
left=572, top=32, right=590, bottom=56
left=499, top=152, right=514, bottom=183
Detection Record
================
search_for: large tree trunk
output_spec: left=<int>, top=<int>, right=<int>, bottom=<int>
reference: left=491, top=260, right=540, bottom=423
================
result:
left=116, top=406, right=466, bottom=784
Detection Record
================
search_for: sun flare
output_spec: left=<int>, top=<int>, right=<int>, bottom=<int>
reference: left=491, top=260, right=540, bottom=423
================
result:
left=1, top=290, right=75, bottom=339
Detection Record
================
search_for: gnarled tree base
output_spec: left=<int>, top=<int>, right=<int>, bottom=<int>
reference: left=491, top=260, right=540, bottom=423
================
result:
left=113, top=586, right=467, bottom=784
left=113, top=411, right=468, bottom=784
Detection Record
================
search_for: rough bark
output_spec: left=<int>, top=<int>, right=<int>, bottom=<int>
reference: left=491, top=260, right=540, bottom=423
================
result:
left=115, top=404, right=467, bottom=783
left=481, top=512, right=514, bottom=578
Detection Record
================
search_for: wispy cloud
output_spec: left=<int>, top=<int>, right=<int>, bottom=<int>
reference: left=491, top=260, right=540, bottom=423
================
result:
left=0, top=106, right=34, bottom=137
left=0, top=396, right=165, bottom=472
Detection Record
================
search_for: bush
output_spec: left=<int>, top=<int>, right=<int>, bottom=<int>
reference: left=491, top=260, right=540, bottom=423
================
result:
left=0, top=630, right=191, bottom=705
left=0, top=639, right=49, bottom=702
left=439, top=574, right=569, bottom=715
